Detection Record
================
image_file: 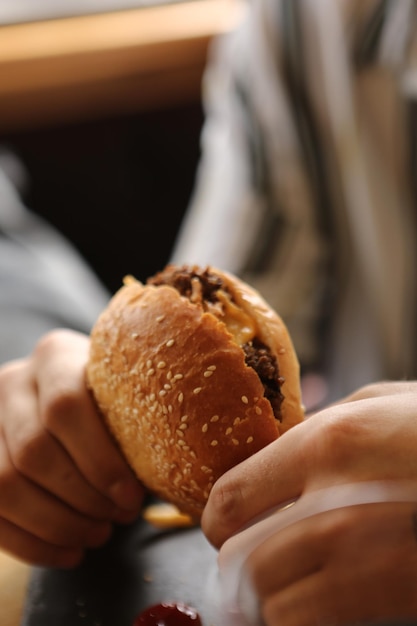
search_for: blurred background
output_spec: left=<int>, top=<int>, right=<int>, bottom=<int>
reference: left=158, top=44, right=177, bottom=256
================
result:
left=0, top=0, right=241, bottom=292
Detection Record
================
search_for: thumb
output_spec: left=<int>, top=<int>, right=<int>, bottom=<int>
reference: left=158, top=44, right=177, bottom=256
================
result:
left=201, top=418, right=312, bottom=548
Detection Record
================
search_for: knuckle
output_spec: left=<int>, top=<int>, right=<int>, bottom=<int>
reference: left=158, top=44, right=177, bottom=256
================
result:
left=33, top=329, right=80, bottom=359
left=9, top=429, right=48, bottom=476
left=0, top=360, right=26, bottom=398
left=347, top=381, right=389, bottom=401
left=33, top=329, right=66, bottom=358
left=41, top=387, right=81, bottom=432
left=315, top=409, right=365, bottom=470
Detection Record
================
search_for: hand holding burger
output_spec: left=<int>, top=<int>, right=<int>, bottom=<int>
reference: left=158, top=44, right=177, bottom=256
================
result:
left=86, top=264, right=304, bottom=518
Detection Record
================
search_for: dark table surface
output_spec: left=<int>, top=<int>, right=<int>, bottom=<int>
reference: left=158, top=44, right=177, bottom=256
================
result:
left=20, top=516, right=219, bottom=626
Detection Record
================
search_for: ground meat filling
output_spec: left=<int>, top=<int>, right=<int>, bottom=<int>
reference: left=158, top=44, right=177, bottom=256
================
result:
left=148, top=265, right=284, bottom=421
left=147, top=265, right=222, bottom=304
left=243, top=339, right=284, bottom=422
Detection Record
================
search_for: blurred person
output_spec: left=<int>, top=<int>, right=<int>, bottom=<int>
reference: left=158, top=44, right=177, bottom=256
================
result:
left=0, top=154, right=144, bottom=566
left=0, top=2, right=417, bottom=625
left=171, top=0, right=417, bottom=403
left=0, top=150, right=110, bottom=363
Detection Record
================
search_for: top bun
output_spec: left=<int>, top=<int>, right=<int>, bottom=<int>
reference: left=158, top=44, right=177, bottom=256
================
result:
left=86, top=265, right=304, bottom=518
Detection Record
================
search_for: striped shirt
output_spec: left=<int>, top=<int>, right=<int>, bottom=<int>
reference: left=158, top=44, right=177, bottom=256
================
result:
left=172, top=0, right=417, bottom=400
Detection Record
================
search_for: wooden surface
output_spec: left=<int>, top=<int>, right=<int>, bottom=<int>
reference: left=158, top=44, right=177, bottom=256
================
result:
left=0, top=551, right=30, bottom=626
left=0, top=0, right=245, bottom=131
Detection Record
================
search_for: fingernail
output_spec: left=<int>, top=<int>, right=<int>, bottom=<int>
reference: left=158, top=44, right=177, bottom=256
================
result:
left=109, top=479, right=143, bottom=511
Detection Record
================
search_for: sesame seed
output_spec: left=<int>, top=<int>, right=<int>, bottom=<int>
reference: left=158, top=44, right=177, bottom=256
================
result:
left=232, top=438, right=239, bottom=446
left=180, top=415, right=188, bottom=422
left=176, top=430, right=184, bottom=437
left=149, top=393, right=156, bottom=401
left=131, top=332, right=139, bottom=339
left=162, top=406, right=168, bottom=415
left=178, top=392, right=184, bottom=404
left=207, top=365, right=216, bottom=371
left=246, top=436, right=254, bottom=443
left=210, top=415, right=219, bottom=423
left=168, top=405, right=173, bottom=413
left=202, top=423, right=208, bottom=433
left=146, top=359, right=152, bottom=368
left=157, top=361, right=167, bottom=369
left=178, top=439, right=186, bottom=446
left=173, top=374, right=184, bottom=381
left=225, top=427, right=233, bottom=435
left=179, top=423, right=188, bottom=430
left=183, top=446, right=190, bottom=451
left=255, top=407, right=262, bottom=415
left=164, top=384, right=172, bottom=391
left=193, top=387, right=202, bottom=394
left=159, top=389, right=167, bottom=397
left=156, top=315, right=165, bottom=322
left=167, top=371, right=172, bottom=380
left=147, top=368, right=155, bottom=376
left=241, top=395, right=249, bottom=404
left=233, top=417, right=241, bottom=426
left=204, top=370, right=214, bottom=378
left=210, top=440, right=218, bottom=447
left=166, top=339, right=175, bottom=347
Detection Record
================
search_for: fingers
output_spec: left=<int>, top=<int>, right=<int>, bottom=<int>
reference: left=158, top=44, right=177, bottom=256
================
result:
left=241, top=502, right=417, bottom=626
left=0, top=329, right=145, bottom=567
left=338, top=380, right=417, bottom=404
left=32, top=330, right=144, bottom=513
left=1, top=361, right=122, bottom=523
left=202, top=420, right=312, bottom=547
left=0, top=516, right=83, bottom=569
left=203, top=381, right=417, bottom=547
left=0, top=429, right=111, bottom=554
left=243, top=506, right=356, bottom=602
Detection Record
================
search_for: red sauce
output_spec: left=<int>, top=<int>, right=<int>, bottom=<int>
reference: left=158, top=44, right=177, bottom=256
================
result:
left=133, top=602, right=202, bottom=626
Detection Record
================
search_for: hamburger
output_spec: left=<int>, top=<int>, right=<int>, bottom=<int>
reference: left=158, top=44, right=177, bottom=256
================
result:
left=86, top=264, right=304, bottom=518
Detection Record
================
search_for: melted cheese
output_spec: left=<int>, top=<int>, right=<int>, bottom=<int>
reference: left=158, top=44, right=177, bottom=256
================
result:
left=216, top=290, right=257, bottom=345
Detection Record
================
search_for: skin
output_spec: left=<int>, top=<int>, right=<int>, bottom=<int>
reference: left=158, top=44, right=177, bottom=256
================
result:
left=2, top=329, right=417, bottom=624
left=0, top=329, right=144, bottom=568
left=202, top=381, right=417, bottom=625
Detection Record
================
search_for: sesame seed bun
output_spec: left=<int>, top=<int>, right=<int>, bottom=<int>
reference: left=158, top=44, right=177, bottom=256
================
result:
left=86, top=265, right=304, bottom=518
